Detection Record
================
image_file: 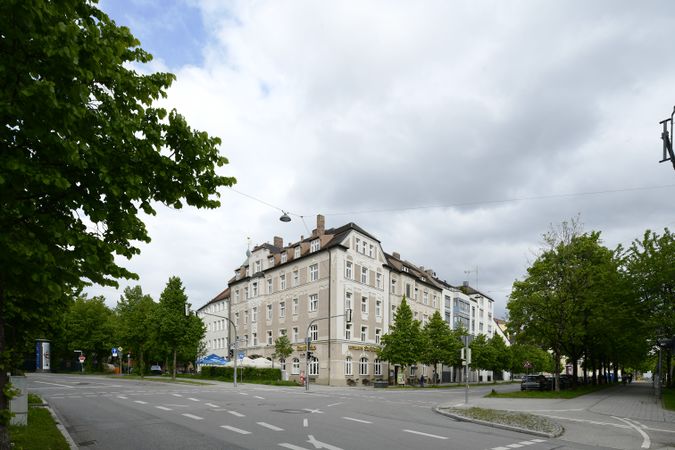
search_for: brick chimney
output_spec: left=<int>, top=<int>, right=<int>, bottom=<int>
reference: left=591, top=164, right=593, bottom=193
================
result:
left=316, top=214, right=325, bottom=236
left=393, top=252, right=401, bottom=260
left=273, top=236, right=283, bottom=248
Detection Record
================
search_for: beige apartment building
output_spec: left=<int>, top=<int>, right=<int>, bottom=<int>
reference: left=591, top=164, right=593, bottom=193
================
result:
left=205, top=214, right=495, bottom=386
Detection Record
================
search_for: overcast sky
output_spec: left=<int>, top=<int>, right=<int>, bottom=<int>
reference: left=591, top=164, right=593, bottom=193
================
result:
left=90, top=0, right=675, bottom=318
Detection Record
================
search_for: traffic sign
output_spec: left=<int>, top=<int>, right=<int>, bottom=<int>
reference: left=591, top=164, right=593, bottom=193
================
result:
left=238, top=352, right=244, bottom=361
left=79, top=355, right=86, bottom=363
left=523, top=360, right=533, bottom=369
left=112, top=348, right=118, bottom=357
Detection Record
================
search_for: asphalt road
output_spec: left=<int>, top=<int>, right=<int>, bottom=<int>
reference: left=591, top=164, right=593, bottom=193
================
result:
left=27, top=373, right=613, bottom=450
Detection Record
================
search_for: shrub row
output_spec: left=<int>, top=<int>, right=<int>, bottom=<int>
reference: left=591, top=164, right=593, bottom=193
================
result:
left=200, top=366, right=281, bottom=382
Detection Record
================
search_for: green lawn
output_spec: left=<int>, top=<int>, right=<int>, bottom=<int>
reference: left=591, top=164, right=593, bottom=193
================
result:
left=663, top=387, right=675, bottom=411
left=486, top=383, right=611, bottom=399
left=10, top=395, right=69, bottom=450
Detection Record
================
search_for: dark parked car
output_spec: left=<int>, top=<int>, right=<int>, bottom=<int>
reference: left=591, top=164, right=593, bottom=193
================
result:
left=521, top=374, right=550, bottom=391
left=150, top=365, right=162, bottom=375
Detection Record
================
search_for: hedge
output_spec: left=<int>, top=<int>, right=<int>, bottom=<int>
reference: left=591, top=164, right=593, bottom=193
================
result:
left=199, top=366, right=281, bottom=382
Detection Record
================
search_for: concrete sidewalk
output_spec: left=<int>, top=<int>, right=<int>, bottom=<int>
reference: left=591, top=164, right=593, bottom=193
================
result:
left=440, top=382, right=675, bottom=450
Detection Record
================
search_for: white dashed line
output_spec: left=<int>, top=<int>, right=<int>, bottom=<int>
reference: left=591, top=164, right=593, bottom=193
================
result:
left=205, top=403, right=219, bottom=408
left=117, top=396, right=128, bottom=399
left=342, top=417, right=372, bottom=424
left=155, top=406, right=172, bottom=411
left=172, top=394, right=183, bottom=397
left=228, top=410, right=245, bottom=417
left=254, top=395, right=265, bottom=399
left=187, top=397, right=200, bottom=402
left=279, top=444, right=308, bottom=450
left=303, top=418, right=309, bottom=427
left=133, top=400, right=148, bottom=405
left=220, top=425, right=250, bottom=434
left=257, top=422, right=284, bottom=431
left=182, top=413, right=203, bottom=420
left=239, top=392, right=249, bottom=396
left=403, top=429, right=448, bottom=440
left=506, top=444, right=524, bottom=448
left=327, top=402, right=343, bottom=407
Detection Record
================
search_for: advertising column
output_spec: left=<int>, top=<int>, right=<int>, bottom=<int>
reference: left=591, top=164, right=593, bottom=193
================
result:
left=35, top=339, right=51, bottom=372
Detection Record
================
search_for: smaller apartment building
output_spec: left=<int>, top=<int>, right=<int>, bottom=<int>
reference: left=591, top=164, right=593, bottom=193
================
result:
left=197, top=288, right=230, bottom=359
left=205, top=215, right=496, bottom=386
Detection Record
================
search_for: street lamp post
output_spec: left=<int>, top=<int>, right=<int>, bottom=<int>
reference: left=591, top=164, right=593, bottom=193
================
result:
left=193, top=310, right=239, bottom=388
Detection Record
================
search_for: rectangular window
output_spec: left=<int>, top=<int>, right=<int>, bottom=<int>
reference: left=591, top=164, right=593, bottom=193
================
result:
left=279, top=328, right=287, bottom=336
left=390, top=278, right=396, bottom=294
left=345, top=261, right=353, bottom=279
left=252, top=307, right=257, bottom=323
left=252, top=332, right=258, bottom=346
left=309, top=264, right=319, bottom=281
left=279, top=301, right=286, bottom=318
left=345, top=323, right=352, bottom=340
left=405, top=283, right=411, bottom=298
left=281, top=253, right=287, bottom=263
left=309, top=294, right=318, bottom=312
left=374, top=359, right=382, bottom=376
left=268, top=256, right=274, bottom=267
left=432, top=295, right=438, bottom=308
left=375, top=328, right=381, bottom=344
left=255, top=260, right=261, bottom=273
left=245, top=287, right=249, bottom=299
left=376, top=273, right=382, bottom=289
left=244, top=310, right=249, bottom=324
left=267, top=278, right=272, bottom=294
left=345, top=357, right=353, bottom=376
left=359, top=358, right=368, bottom=375
left=292, top=298, right=298, bottom=315
left=234, top=290, right=240, bottom=302
left=355, top=237, right=360, bottom=252
left=293, top=269, right=299, bottom=286
left=360, top=326, right=367, bottom=341
left=235, top=312, right=239, bottom=324
left=423, top=291, right=428, bottom=305
left=267, top=330, right=273, bottom=345
left=266, top=304, right=272, bottom=320
left=292, top=358, right=300, bottom=374
left=369, top=244, right=375, bottom=258
left=345, top=291, right=352, bottom=311
left=361, top=267, right=368, bottom=284
left=252, top=282, right=258, bottom=297
left=280, top=274, right=286, bottom=290
left=310, top=324, right=318, bottom=341
left=375, top=300, right=382, bottom=317
left=292, top=327, right=299, bottom=343
left=294, top=247, right=301, bottom=258
left=414, top=287, right=419, bottom=301
left=361, top=296, right=368, bottom=314
left=310, top=239, right=320, bottom=252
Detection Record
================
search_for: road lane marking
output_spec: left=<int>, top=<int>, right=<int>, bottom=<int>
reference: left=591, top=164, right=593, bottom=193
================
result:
left=279, top=444, right=309, bottom=450
left=205, top=403, right=220, bottom=408
left=220, top=425, right=250, bottom=434
left=613, top=417, right=650, bottom=449
left=254, top=395, right=265, bottom=399
left=182, top=414, right=204, bottom=420
left=188, top=397, right=200, bottom=402
left=326, top=402, right=342, bottom=407
left=303, top=418, right=309, bottom=427
left=239, top=392, right=249, bottom=396
left=257, top=422, right=284, bottom=431
left=531, top=439, right=546, bottom=443
left=403, top=429, right=448, bottom=440
left=307, top=435, right=343, bottom=450
left=155, top=406, right=172, bottom=411
left=506, top=444, right=523, bottom=448
left=33, top=381, right=74, bottom=388
left=172, top=394, right=183, bottom=397
left=342, top=417, right=372, bottom=424
left=117, top=396, right=128, bottom=399
left=302, top=408, right=324, bottom=414
left=133, top=400, right=148, bottom=404
left=228, top=410, right=245, bottom=417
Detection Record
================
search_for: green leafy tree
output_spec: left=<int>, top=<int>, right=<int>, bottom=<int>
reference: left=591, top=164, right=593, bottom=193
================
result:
left=420, top=311, right=460, bottom=384
left=378, top=297, right=423, bottom=383
left=469, top=334, right=496, bottom=374
left=64, top=295, right=115, bottom=371
left=155, top=277, right=194, bottom=380
left=116, top=286, right=156, bottom=378
left=178, top=313, right=206, bottom=373
left=0, top=1, right=234, bottom=441
left=509, top=343, right=554, bottom=374
left=488, top=334, right=511, bottom=379
left=273, top=335, right=294, bottom=369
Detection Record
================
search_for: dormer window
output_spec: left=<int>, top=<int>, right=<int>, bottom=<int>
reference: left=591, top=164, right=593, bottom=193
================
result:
left=268, top=256, right=274, bottom=267
left=402, top=266, right=409, bottom=273
left=310, top=239, right=320, bottom=252
left=255, top=260, right=261, bottom=273
left=294, top=246, right=301, bottom=258
left=281, top=253, right=287, bottom=263
left=245, top=267, right=250, bottom=277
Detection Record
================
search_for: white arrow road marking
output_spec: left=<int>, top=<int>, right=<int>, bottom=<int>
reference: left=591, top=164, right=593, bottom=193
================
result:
left=306, top=435, right=343, bottom=450
left=257, top=422, right=284, bottom=431
left=182, top=414, right=203, bottom=420
left=613, top=417, right=651, bottom=449
left=403, top=429, right=448, bottom=440
left=220, top=425, right=250, bottom=434
left=342, top=417, right=372, bottom=424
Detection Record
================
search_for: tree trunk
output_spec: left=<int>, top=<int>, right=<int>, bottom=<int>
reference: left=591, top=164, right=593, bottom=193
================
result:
left=172, top=349, right=177, bottom=380
left=0, top=285, right=11, bottom=450
left=139, top=348, right=145, bottom=380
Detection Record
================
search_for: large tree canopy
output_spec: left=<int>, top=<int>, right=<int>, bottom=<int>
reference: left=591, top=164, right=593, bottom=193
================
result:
left=0, top=0, right=234, bottom=443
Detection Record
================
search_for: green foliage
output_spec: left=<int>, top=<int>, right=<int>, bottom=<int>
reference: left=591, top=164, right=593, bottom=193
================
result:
left=378, top=297, right=424, bottom=368
left=509, top=344, right=554, bottom=374
left=470, top=334, right=496, bottom=372
left=420, top=312, right=462, bottom=379
left=199, top=366, right=281, bottom=382
left=9, top=406, right=70, bottom=450
left=115, top=286, right=156, bottom=378
left=64, top=295, right=114, bottom=370
left=489, top=334, right=512, bottom=374
left=273, top=335, right=294, bottom=362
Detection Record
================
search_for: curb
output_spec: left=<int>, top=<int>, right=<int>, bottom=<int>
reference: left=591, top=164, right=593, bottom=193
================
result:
left=41, top=403, right=79, bottom=450
left=433, top=405, right=564, bottom=439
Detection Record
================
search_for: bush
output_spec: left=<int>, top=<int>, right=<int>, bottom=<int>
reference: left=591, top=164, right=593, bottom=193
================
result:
left=199, top=366, right=281, bottom=382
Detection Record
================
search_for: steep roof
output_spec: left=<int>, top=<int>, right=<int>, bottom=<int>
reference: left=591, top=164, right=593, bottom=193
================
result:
left=197, top=287, right=230, bottom=312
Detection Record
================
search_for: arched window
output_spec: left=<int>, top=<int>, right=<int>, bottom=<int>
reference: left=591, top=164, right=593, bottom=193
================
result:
left=374, top=359, right=382, bottom=376
left=309, top=357, right=319, bottom=376
left=359, top=357, right=368, bottom=376
left=344, top=356, right=353, bottom=376
left=292, top=358, right=300, bottom=375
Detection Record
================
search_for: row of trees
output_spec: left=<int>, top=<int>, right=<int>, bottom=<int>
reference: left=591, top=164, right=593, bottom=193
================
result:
left=508, top=221, right=674, bottom=390
left=44, top=277, right=205, bottom=381
left=377, top=297, right=554, bottom=383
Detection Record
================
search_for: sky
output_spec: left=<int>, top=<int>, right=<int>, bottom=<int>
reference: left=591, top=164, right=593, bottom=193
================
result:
left=90, top=0, right=675, bottom=318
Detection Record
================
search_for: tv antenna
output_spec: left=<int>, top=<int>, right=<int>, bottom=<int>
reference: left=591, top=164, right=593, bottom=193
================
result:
left=659, top=106, right=675, bottom=170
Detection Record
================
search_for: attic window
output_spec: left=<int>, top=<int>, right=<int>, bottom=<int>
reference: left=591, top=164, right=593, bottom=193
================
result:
left=310, top=239, right=320, bottom=252
left=402, top=267, right=409, bottom=273
left=281, top=253, right=287, bottom=263
left=294, top=246, right=301, bottom=258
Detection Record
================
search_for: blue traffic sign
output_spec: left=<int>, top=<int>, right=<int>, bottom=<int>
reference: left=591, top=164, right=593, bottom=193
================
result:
left=238, top=352, right=244, bottom=360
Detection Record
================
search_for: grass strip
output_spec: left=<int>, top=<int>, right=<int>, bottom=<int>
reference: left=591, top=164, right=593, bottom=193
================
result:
left=663, top=387, right=675, bottom=411
left=10, top=395, right=69, bottom=450
left=486, top=383, right=611, bottom=399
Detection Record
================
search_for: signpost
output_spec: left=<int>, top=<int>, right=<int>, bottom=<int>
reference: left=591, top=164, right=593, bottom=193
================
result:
left=78, top=355, right=85, bottom=373
left=461, top=335, right=473, bottom=404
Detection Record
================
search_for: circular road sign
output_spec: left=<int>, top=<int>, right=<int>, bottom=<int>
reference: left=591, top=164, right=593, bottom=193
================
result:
left=79, top=355, right=86, bottom=363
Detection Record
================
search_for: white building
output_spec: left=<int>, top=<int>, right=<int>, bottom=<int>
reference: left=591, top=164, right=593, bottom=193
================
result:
left=197, top=288, right=230, bottom=359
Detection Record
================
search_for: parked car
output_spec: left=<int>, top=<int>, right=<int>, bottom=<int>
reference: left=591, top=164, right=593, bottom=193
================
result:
left=521, top=374, right=548, bottom=391
left=150, top=365, right=162, bottom=375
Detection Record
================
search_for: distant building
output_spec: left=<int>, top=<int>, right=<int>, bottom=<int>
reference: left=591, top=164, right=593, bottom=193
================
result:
left=204, top=214, right=496, bottom=386
left=197, top=288, right=230, bottom=359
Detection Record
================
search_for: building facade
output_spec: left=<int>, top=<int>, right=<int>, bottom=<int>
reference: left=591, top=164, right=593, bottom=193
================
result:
left=197, top=288, right=230, bottom=359
left=207, top=214, right=496, bottom=386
